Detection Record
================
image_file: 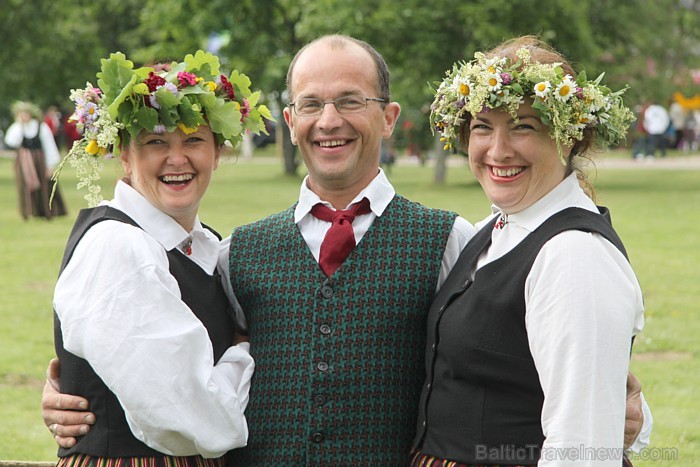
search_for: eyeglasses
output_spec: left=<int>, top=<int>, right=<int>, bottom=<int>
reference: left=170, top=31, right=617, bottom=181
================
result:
left=289, top=96, right=386, bottom=116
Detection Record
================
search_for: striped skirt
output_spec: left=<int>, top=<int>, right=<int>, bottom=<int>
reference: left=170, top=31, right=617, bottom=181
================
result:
left=56, top=454, right=226, bottom=467
left=410, top=450, right=534, bottom=467
left=410, top=450, right=633, bottom=467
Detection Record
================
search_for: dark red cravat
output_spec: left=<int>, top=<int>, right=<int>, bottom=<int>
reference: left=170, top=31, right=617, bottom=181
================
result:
left=310, top=198, right=371, bottom=277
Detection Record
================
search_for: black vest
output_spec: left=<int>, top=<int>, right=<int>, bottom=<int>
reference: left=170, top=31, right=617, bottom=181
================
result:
left=414, top=207, right=628, bottom=464
left=54, top=206, right=235, bottom=457
left=22, top=134, right=42, bottom=150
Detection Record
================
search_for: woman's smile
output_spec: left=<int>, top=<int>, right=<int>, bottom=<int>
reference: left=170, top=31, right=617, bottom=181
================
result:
left=489, top=165, right=526, bottom=179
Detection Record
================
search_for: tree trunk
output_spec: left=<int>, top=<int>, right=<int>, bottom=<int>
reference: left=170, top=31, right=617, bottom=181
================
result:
left=433, top=136, right=448, bottom=185
left=281, top=121, right=298, bottom=175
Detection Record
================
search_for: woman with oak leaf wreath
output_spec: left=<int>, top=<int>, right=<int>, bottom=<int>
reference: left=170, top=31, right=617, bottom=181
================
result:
left=48, top=50, right=272, bottom=466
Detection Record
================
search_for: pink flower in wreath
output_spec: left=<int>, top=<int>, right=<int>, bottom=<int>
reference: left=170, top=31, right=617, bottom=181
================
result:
left=177, top=71, right=199, bottom=87
left=240, top=98, right=251, bottom=123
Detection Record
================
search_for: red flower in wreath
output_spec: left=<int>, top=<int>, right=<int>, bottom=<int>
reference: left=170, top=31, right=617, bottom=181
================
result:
left=144, top=72, right=166, bottom=92
left=219, top=75, right=235, bottom=100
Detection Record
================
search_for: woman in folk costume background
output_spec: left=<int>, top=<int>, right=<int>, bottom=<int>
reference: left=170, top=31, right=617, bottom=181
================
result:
left=4, top=100, right=68, bottom=220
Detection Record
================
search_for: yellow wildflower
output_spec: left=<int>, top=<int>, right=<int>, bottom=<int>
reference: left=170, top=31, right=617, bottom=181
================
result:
left=177, top=122, right=199, bottom=134
left=85, top=140, right=100, bottom=155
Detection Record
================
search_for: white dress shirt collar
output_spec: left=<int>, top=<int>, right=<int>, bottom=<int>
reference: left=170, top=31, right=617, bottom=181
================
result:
left=107, top=180, right=220, bottom=274
left=294, top=168, right=395, bottom=223
left=475, top=172, right=598, bottom=269
left=481, top=172, right=597, bottom=232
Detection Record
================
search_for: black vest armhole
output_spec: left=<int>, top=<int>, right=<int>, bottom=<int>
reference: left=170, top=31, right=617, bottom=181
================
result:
left=539, top=206, right=629, bottom=261
left=58, top=206, right=141, bottom=274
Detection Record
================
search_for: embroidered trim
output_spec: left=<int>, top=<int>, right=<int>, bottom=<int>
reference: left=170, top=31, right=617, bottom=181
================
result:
left=180, top=236, right=193, bottom=256
left=494, top=213, right=508, bottom=229
left=57, top=453, right=226, bottom=467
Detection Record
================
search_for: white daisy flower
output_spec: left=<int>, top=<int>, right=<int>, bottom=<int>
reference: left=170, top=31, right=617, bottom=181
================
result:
left=486, top=72, right=503, bottom=92
left=534, top=81, right=551, bottom=97
left=555, top=75, right=576, bottom=101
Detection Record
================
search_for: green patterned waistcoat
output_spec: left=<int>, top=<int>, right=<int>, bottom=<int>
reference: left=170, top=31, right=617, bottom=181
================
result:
left=227, top=195, right=456, bottom=465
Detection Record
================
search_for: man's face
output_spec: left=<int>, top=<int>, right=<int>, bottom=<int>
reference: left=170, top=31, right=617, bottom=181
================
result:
left=283, top=41, right=400, bottom=203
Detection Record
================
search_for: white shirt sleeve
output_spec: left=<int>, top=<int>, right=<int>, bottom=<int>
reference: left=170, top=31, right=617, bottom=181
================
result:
left=54, top=221, right=254, bottom=457
left=4, top=122, right=24, bottom=148
left=628, top=392, right=653, bottom=453
left=437, top=216, right=476, bottom=290
left=525, top=231, right=644, bottom=466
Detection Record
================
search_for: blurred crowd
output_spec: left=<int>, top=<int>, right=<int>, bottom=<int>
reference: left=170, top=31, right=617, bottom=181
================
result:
left=630, top=98, right=700, bottom=160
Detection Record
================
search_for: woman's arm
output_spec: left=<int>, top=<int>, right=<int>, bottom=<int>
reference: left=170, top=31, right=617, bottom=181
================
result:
left=4, top=122, right=24, bottom=148
left=525, top=230, right=644, bottom=466
left=55, top=221, right=254, bottom=457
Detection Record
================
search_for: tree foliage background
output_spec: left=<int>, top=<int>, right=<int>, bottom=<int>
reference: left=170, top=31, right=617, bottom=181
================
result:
left=2, top=0, right=699, bottom=172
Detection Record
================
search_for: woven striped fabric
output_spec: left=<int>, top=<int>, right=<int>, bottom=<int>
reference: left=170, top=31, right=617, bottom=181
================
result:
left=411, top=450, right=631, bottom=467
left=410, top=450, right=534, bottom=467
left=56, top=453, right=226, bottom=467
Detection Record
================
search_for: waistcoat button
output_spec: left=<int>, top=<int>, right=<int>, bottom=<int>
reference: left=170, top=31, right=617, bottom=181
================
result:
left=317, top=361, right=329, bottom=372
left=311, top=431, right=324, bottom=443
left=314, top=394, right=327, bottom=405
left=321, top=285, right=334, bottom=298
left=320, top=324, right=331, bottom=335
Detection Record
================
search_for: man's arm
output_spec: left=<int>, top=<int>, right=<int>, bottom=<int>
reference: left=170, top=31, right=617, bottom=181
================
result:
left=43, top=358, right=646, bottom=450
left=41, top=358, right=95, bottom=448
left=625, top=371, right=652, bottom=451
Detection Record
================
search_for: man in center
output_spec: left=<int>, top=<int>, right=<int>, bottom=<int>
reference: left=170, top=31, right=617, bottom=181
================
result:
left=226, top=34, right=474, bottom=464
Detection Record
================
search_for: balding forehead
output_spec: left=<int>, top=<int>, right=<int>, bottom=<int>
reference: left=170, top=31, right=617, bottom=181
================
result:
left=288, top=39, right=375, bottom=97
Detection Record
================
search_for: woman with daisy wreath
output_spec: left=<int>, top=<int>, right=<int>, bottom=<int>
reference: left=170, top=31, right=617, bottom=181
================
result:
left=48, top=50, right=272, bottom=466
left=411, top=36, right=646, bottom=466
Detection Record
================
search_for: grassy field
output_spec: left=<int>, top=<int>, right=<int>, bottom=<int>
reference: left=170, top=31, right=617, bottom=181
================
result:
left=0, top=149, right=698, bottom=463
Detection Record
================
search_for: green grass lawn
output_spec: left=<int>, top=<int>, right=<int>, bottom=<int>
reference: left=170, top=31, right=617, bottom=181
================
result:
left=0, top=149, right=698, bottom=463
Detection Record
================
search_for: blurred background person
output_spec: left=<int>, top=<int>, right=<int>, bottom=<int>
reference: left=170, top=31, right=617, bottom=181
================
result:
left=643, top=102, right=670, bottom=159
left=4, top=101, right=67, bottom=220
left=668, top=98, right=685, bottom=149
left=62, top=107, right=83, bottom=153
left=631, top=103, right=648, bottom=160
left=44, top=105, right=64, bottom=149
left=681, top=110, right=698, bottom=152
